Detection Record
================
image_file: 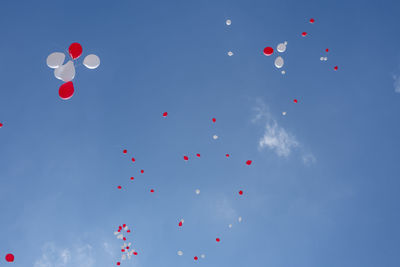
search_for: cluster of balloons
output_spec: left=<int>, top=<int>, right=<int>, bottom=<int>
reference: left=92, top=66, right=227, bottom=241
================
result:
left=114, top=224, right=138, bottom=265
left=263, top=41, right=287, bottom=74
left=46, top=42, right=100, bottom=100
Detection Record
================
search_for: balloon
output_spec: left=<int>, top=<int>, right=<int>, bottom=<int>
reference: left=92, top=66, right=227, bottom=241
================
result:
left=83, top=54, right=100, bottom=69
left=239, top=190, right=243, bottom=195
left=309, top=18, right=315, bottom=23
left=68, top=42, right=82, bottom=59
left=228, top=224, right=232, bottom=228
left=123, top=149, right=127, bottom=154
left=195, top=189, right=200, bottom=195
left=117, top=186, right=122, bottom=189
left=213, top=135, right=218, bottom=140
left=200, top=254, right=205, bottom=259
left=334, top=66, right=338, bottom=71
left=281, top=70, right=286, bottom=75
left=238, top=216, right=242, bottom=222
left=194, top=256, right=198, bottom=261
left=0, top=122, right=3, bottom=128
left=46, top=52, right=65, bottom=69
left=54, top=60, right=75, bottom=82
left=277, top=43, right=286, bottom=53
left=226, top=19, right=231, bottom=25
left=282, top=111, right=287, bottom=116
left=293, top=99, right=298, bottom=103
left=301, top=32, right=307, bottom=37
left=212, top=118, right=216, bottom=123
left=196, top=153, right=201, bottom=157
left=150, top=189, right=154, bottom=193
left=163, top=112, right=168, bottom=117
left=131, top=157, right=135, bottom=162
left=325, top=48, right=329, bottom=52
left=130, top=177, right=134, bottom=180
left=177, top=251, right=183, bottom=256
left=227, top=51, right=233, bottom=56
left=226, top=154, right=230, bottom=157
left=263, top=46, right=273, bottom=56
left=141, top=170, right=144, bottom=173
left=183, top=155, right=189, bottom=161
left=216, top=238, right=220, bottom=242
left=5, top=254, right=14, bottom=262
left=58, top=81, right=74, bottom=100
left=320, top=57, right=324, bottom=61
left=274, top=56, right=284, bottom=68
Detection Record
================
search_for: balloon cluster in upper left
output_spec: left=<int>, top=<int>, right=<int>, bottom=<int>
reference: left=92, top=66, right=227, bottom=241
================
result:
left=46, top=42, right=100, bottom=100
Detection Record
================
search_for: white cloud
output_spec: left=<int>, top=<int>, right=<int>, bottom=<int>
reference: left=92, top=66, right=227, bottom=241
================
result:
left=259, top=121, right=299, bottom=157
left=393, top=74, right=400, bottom=93
left=34, top=243, right=95, bottom=267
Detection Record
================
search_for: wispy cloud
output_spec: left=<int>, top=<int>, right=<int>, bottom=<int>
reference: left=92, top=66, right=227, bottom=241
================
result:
left=252, top=99, right=315, bottom=163
left=34, top=243, right=95, bottom=267
left=393, top=74, right=400, bottom=93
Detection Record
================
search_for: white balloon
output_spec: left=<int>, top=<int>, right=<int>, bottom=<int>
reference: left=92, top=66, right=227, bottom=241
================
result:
left=277, top=43, right=286, bottom=53
left=282, top=111, right=287, bottom=116
left=226, top=19, right=231, bottom=25
left=228, top=224, right=232, bottom=228
left=195, top=189, right=200, bottom=195
left=227, top=51, right=233, bottom=56
left=274, top=56, right=284, bottom=69
left=177, top=251, right=183, bottom=256
left=238, top=216, right=242, bottom=222
left=281, top=70, right=286, bottom=75
left=54, top=60, right=75, bottom=82
left=83, top=54, right=101, bottom=69
left=213, top=135, right=218, bottom=140
left=47, top=52, right=65, bottom=69
left=201, top=254, right=205, bottom=259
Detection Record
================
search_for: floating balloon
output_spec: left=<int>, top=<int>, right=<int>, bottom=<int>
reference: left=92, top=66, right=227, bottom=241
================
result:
left=227, top=51, right=233, bottom=56
left=5, top=254, right=14, bottom=262
left=68, top=42, right=83, bottom=59
left=213, top=135, right=218, bottom=140
left=177, top=251, right=183, bottom=256
left=150, top=189, right=154, bottom=193
left=239, top=190, right=243, bottom=195
left=83, top=54, right=100, bottom=69
left=226, top=154, right=230, bottom=158
left=281, top=70, right=286, bottom=75
left=216, top=238, right=220, bottom=242
left=334, top=66, right=338, bottom=71
left=183, top=156, right=189, bottom=161
left=293, top=99, right=298, bottom=103
left=118, top=186, right=122, bottom=189
left=58, top=81, right=74, bottom=100
left=226, top=19, right=231, bottom=25
left=200, top=254, right=205, bottom=259
left=196, top=153, right=201, bottom=157
left=141, top=170, right=144, bottom=174
left=130, top=177, right=134, bottom=180
left=274, top=56, right=284, bottom=68
left=212, top=118, right=216, bottom=123
left=195, top=189, right=200, bottom=195
left=246, top=160, right=252, bottom=165
left=238, top=216, right=242, bottom=222
left=263, top=46, right=273, bottom=56
left=54, top=60, right=75, bottom=82
left=325, top=48, right=329, bottom=52
left=194, top=256, right=198, bottom=261
left=309, top=18, right=315, bottom=23
left=277, top=43, right=286, bottom=53
left=301, top=32, right=307, bottom=37
left=228, top=224, right=232, bottom=228
left=131, top=157, right=135, bottom=162
left=46, top=52, right=65, bottom=69
left=282, top=111, right=287, bottom=116
left=0, top=122, right=3, bottom=128
left=123, top=149, right=127, bottom=154
left=163, top=112, right=168, bottom=117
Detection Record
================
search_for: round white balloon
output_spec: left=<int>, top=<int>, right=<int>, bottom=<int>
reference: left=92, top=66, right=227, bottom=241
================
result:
left=177, top=251, right=183, bottom=256
left=83, top=54, right=100, bottom=69
left=277, top=43, right=286, bottom=53
left=195, top=189, right=200, bottom=195
left=274, top=56, right=284, bottom=69
left=47, top=52, right=65, bottom=69
left=226, top=19, right=231, bottom=25
left=54, top=60, right=75, bottom=82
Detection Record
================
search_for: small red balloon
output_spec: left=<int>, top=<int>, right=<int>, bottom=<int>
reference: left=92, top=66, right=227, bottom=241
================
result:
left=334, top=66, right=338, bottom=71
left=226, top=154, right=230, bottom=158
left=68, top=42, right=83, bottom=60
left=130, top=177, right=134, bottom=180
left=212, top=118, right=216, bottom=123
left=183, top=156, right=189, bottom=161
left=131, top=157, right=136, bottom=162
left=123, top=237, right=126, bottom=241
left=141, top=170, right=144, bottom=174
left=263, top=46, right=274, bottom=56
left=123, top=224, right=126, bottom=227
left=196, top=153, right=201, bottom=157
left=309, top=18, right=315, bottom=23
left=179, top=221, right=183, bottom=227
left=194, top=256, right=198, bottom=261
left=301, top=32, right=307, bottom=37
left=123, top=149, right=127, bottom=154
left=121, top=249, right=125, bottom=252
left=133, top=252, right=138, bottom=255
left=127, top=229, right=131, bottom=233
left=116, top=262, right=121, bottom=266
left=150, top=189, right=154, bottom=193
left=117, top=186, right=122, bottom=189
left=239, top=190, right=243, bottom=195
left=163, top=112, right=168, bottom=117
left=325, top=48, right=329, bottom=52
left=246, top=160, right=252, bottom=165
left=5, top=254, right=14, bottom=262
left=59, top=81, right=74, bottom=100
left=0, top=123, right=3, bottom=128
left=126, top=246, right=130, bottom=249
left=216, top=238, right=220, bottom=242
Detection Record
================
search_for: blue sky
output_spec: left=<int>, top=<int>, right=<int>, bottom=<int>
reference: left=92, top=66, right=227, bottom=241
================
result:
left=1, top=0, right=400, bottom=266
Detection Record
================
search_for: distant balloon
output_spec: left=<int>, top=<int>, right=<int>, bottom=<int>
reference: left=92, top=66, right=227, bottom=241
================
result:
left=301, top=32, right=307, bottom=37
left=293, top=99, right=298, bottom=103
left=0, top=122, right=3, bottom=128
left=83, top=54, right=100, bottom=69
left=177, top=251, right=183, bottom=256
left=216, top=238, right=220, bottom=242
left=277, top=43, right=286, bottom=53
left=213, top=135, right=218, bottom=140
left=325, top=48, right=329, bottom=52
left=227, top=51, right=234, bottom=56
left=212, top=118, right=216, bottom=123
left=246, top=160, right=252, bottom=165
left=5, top=254, right=14, bottom=262
left=200, top=254, right=205, bottom=259
left=281, top=70, right=286, bottom=75
left=163, top=112, right=168, bottom=117
left=46, top=52, right=65, bottom=69
left=274, top=56, right=284, bottom=68
left=238, top=216, right=242, bottom=222
left=194, top=256, right=198, bottom=261
left=263, top=46, right=274, bottom=56
left=228, top=224, right=232, bottom=228
left=68, top=42, right=83, bottom=59
left=309, top=18, right=315, bottom=23
left=334, top=66, right=338, bottom=71
left=282, top=111, right=287, bottom=116
left=226, top=19, right=231, bottom=25
left=195, top=189, right=200, bottom=195
left=58, top=81, right=74, bottom=100
left=54, top=60, right=75, bottom=82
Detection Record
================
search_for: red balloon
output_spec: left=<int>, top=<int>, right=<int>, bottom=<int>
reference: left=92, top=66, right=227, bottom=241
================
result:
left=179, top=221, right=183, bottom=227
left=263, top=47, right=274, bottom=56
left=116, top=262, right=121, bottom=266
left=239, top=190, right=243, bottom=195
left=133, top=252, right=138, bottom=255
left=5, top=254, right=14, bottom=262
left=293, top=99, right=298, bottom=103
left=131, top=157, right=136, bottom=162
left=123, top=224, right=126, bottom=227
left=123, top=237, right=126, bottom=241
left=334, top=66, right=338, bottom=71
left=212, top=118, right=216, bottom=123
left=246, top=160, right=252, bottom=165
left=130, top=177, right=134, bottom=180
left=309, top=18, right=315, bottom=23
left=163, top=112, right=168, bottom=117
left=141, top=170, right=144, bottom=174
left=59, top=81, right=74, bottom=100
left=123, top=149, right=127, bottom=154
left=325, top=48, right=329, bottom=52
left=194, top=256, right=198, bottom=261
left=0, top=122, right=3, bottom=128
left=150, top=189, right=154, bottom=193
left=301, top=32, right=307, bottom=37
left=226, top=154, right=230, bottom=158
left=117, top=186, right=122, bottom=189
left=183, top=156, right=189, bottom=161
left=216, top=238, right=220, bottom=242
left=196, top=153, right=201, bottom=157
left=68, top=42, right=83, bottom=60
left=127, top=229, right=131, bottom=233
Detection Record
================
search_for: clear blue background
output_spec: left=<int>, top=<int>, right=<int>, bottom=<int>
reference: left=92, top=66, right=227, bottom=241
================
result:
left=1, top=0, right=400, bottom=266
